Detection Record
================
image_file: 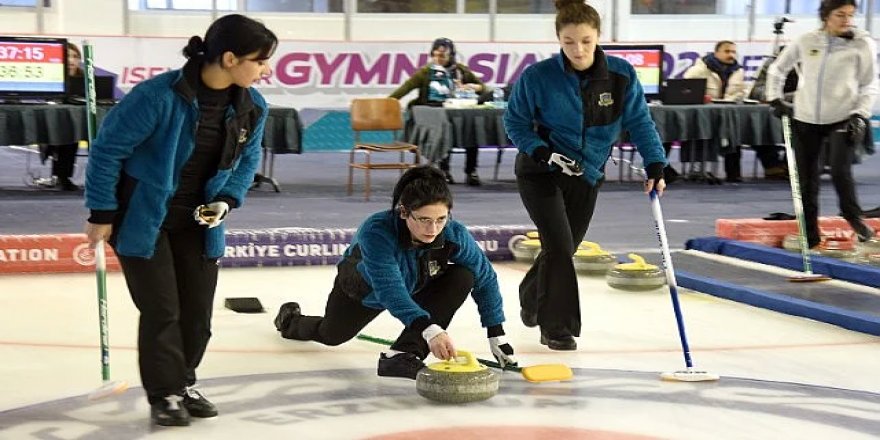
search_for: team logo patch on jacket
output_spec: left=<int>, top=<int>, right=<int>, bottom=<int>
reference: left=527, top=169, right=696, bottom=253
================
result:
left=238, top=128, right=249, bottom=144
left=427, top=260, right=441, bottom=277
left=598, top=92, right=614, bottom=107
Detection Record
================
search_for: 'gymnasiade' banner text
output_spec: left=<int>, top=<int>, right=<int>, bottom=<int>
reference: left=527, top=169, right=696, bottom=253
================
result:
left=74, top=37, right=791, bottom=108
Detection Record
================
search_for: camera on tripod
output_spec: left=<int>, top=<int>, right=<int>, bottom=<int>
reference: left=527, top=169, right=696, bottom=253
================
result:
left=774, top=17, right=793, bottom=35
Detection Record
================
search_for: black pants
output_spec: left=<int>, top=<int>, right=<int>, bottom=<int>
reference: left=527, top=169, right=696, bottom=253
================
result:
left=515, top=153, right=600, bottom=338
left=40, top=143, right=78, bottom=183
left=115, top=209, right=218, bottom=404
left=280, top=265, right=473, bottom=359
left=439, top=147, right=478, bottom=175
left=791, top=119, right=868, bottom=248
left=678, top=140, right=741, bottom=179
left=752, top=145, right=786, bottom=170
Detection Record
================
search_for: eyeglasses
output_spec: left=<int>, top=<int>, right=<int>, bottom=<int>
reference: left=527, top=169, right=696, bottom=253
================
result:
left=409, top=212, right=450, bottom=228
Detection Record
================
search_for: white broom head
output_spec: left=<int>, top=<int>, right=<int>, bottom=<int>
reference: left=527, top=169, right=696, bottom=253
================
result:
left=88, top=380, right=129, bottom=400
left=660, top=369, right=720, bottom=382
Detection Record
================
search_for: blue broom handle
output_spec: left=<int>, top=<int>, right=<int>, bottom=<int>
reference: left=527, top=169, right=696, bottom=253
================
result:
left=650, top=190, right=694, bottom=369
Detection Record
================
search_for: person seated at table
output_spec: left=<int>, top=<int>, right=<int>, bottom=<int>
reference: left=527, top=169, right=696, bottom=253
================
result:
left=683, top=40, right=747, bottom=182
left=37, top=42, right=85, bottom=191
left=273, top=165, right=516, bottom=379
left=389, top=38, right=486, bottom=186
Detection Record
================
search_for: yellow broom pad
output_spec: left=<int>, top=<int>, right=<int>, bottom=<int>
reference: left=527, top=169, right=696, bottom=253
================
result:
left=520, top=364, right=573, bottom=383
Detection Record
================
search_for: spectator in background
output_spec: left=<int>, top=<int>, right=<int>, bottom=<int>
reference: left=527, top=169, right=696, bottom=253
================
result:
left=683, top=40, right=747, bottom=182
left=767, top=0, right=878, bottom=247
left=38, top=42, right=85, bottom=191
left=390, top=38, right=486, bottom=186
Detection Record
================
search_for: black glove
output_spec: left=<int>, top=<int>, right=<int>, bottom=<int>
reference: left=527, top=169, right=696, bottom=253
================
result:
left=770, top=99, right=793, bottom=118
left=531, top=146, right=551, bottom=165
left=645, top=162, right=665, bottom=181
left=847, top=114, right=867, bottom=145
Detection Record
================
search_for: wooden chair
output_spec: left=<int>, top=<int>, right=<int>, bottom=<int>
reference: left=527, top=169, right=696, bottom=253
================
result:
left=347, top=98, right=421, bottom=200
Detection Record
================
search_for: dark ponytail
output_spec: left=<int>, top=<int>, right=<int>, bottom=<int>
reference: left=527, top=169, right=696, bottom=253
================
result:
left=181, top=14, right=278, bottom=64
left=391, top=166, right=453, bottom=213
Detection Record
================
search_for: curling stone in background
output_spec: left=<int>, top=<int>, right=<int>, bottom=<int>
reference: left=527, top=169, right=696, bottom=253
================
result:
left=573, top=241, right=617, bottom=274
left=509, top=232, right=541, bottom=262
left=816, top=235, right=859, bottom=262
left=416, top=351, right=499, bottom=404
left=858, top=237, right=880, bottom=263
left=782, top=233, right=803, bottom=252
left=606, top=253, right=666, bottom=291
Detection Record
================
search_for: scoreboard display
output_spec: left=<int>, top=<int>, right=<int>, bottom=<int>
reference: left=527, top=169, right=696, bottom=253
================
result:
left=604, top=45, right=665, bottom=100
left=0, top=36, right=68, bottom=99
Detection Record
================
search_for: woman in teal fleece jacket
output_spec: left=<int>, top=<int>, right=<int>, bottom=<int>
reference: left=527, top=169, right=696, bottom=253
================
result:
left=275, top=166, right=516, bottom=380
left=504, top=0, right=667, bottom=351
left=83, top=15, right=277, bottom=427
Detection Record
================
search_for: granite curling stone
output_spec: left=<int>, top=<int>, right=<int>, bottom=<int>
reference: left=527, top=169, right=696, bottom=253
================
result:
left=573, top=241, right=617, bottom=274
left=510, top=232, right=542, bottom=262
left=816, top=235, right=858, bottom=262
left=606, top=253, right=665, bottom=291
left=782, top=233, right=803, bottom=252
left=416, top=351, right=499, bottom=403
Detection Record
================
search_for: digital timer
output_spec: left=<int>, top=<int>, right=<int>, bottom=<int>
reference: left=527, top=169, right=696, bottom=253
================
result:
left=0, top=36, right=68, bottom=100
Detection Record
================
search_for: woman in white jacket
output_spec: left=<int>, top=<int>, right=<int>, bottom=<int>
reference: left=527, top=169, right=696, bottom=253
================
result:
left=767, top=0, right=877, bottom=248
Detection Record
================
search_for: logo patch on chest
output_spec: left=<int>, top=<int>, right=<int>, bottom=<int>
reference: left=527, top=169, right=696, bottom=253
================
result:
left=238, top=128, right=248, bottom=144
left=427, top=260, right=440, bottom=277
left=598, top=92, right=614, bottom=107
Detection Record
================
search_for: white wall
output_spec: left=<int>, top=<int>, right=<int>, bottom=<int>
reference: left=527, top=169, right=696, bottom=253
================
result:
left=1, top=2, right=876, bottom=42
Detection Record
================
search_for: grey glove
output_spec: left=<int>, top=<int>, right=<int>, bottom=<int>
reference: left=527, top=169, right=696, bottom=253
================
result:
left=548, top=152, right=584, bottom=176
left=847, top=114, right=867, bottom=145
left=193, top=201, right=229, bottom=228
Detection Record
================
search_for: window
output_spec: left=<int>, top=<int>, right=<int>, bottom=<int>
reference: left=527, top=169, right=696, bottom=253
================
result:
left=756, top=0, right=876, bottom=16
left=0, top=0, right=50, bottom=6
left=465, top=0, right=488, bottom=13
left=498, top=0, right=555, bottom=13
left=356, top=0, right=456, bottom=13
left=631, top=0, right=717, bottom=15
left=246, top=0, right=343, bottom=12
left=141, top=0, right=236, bottom=10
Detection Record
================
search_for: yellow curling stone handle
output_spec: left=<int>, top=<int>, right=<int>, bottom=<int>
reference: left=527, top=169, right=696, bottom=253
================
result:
left=576, top=241, right=610, bottom=257
left=615, top=253, right=658, bottom=271
left=427, top=350, right=487, bottom=373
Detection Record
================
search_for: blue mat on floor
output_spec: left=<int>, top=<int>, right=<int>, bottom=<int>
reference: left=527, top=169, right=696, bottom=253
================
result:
left=673, top=237, right=880, bottom=336
left=685, top=236, right=880, bottom=288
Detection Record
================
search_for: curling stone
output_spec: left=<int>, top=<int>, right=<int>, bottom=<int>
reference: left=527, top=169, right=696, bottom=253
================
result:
left=782, top=233, right=803, bottom=252
left=509, top=233, right=541, bottom=262
left=416, top=351, right=499, bottom=404
left=606, top=253, right=666, bottom=291
left=816, top=235, right=859, bottom=262
left=573, top=241, right=617, bottom=274
left=859, top=237, right=880, bottom=255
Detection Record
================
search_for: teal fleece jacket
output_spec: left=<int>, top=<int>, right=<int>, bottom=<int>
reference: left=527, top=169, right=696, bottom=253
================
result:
left=504, top=49, right=667, bottom=184
left=85, top=61, right=267, bottom=258
left=339, top=210, right=505, bottom=331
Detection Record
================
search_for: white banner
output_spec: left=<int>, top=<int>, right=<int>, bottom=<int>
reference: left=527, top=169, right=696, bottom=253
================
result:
left=80, top=37, right=780, bottom=109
